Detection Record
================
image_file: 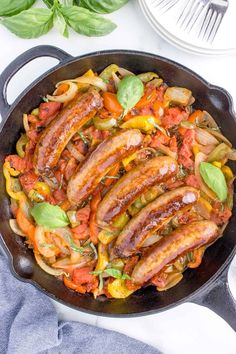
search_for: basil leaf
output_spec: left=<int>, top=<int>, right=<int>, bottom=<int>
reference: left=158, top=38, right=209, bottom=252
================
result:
left=53, top=8, right=69, bottom=37
left=1, top=8, right=53, bottom=39
left=42, top=0, right=54, bottom=8
left=61, top=0, right=74, bottom=6
left=104, top=268, right=122, bottom=278
left=200, top=162, right=228, bottom=202
left=61, top=6, right=116, bottom=36
left=121, top=273, right=131, bottom=280
left=117, top=75, right=144, bottom=115
left=0, top=0, right=36, bottom=17
left=30, top=202, right=69, bottom=228
left=78, top=0, right=128, bottom=14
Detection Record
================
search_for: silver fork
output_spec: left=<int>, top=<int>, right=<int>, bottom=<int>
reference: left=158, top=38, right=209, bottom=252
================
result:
left=198, top=0, right=229, bottom=42
left=151, top=0, right=180, bottom=13
left=177, top=0, right=210, bottom=31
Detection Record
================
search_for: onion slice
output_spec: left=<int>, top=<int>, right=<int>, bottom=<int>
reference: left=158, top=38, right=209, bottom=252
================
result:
left=195, top=127, right=219, bottom=146
left=34, top=252, right=65, bottom=276
left=9, top=219, right=26, bottom=236
left=47, top=82, right=78, bottom=103
left=117, top=67, right=134, bottom=77
left=58, top=76, right=107, bottom=91
left=67, top=141, right=85, bottom=162
left=205, top=129, right=232, bottom=147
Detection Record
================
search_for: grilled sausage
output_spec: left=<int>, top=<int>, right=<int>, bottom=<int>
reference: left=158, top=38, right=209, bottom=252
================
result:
left=67, top=129, right=143, bottom=206
left=97, top=156, right=178, bottom=227
left=34, top=89, right=103, bottom=175
left=113, top=186, right=200, bottom=257
left=132, top=220, right=219, bottom=284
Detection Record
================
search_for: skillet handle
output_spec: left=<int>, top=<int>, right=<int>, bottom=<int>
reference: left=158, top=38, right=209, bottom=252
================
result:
left=0, top=45, right=72, bottom=119
left=190, top=263, right=236, bottom=331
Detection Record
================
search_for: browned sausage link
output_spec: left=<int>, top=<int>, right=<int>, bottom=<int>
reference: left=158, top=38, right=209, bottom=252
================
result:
left=131, top=220, right=219, bottom=284
left=97, top=156, right=178, bottom=227
left=33, top=89, right=103, bottom=175
left=114, top=186, right=200, bottom=258
left=67, top=129, right=143, bottom=206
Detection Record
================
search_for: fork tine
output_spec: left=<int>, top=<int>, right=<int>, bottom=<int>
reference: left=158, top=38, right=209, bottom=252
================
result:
left=198, top=6, right=212, bottom=39
left=161, top=0, right=180, bottom=13
left=202, top=9, right=217, bottom=40
left=187, top=3, right=206, bottom=32
left=155, top=0, right=177, bottom=11
left=182, top=1, right=202, bottom=31
left=152, top=0, right=167, bottom=8
left=177, top=0, right=195, bottom=27
left=207, top=12, right=223, bottom=42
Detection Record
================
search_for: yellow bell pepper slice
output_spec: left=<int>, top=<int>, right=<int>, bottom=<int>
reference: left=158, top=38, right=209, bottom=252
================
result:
left=122, top=152, right=137, bottom=167
left=95, top=243, right=109, bottom=272
left=121, top=116, right=161, bottom=132
left=98, top=230, right=117, bottom=245
left=212, top=161, right=222, bottom=168
left=221, top=165, right=234, bottom=180
left=107, top=279, right=135, bottom=299
left=3, top=162, right=26, bottom=202
left=16, top=134, right=28, bottom=158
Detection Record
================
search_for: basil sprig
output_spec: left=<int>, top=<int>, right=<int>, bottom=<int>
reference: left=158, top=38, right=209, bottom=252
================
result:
left=0, top=0, right=36, bottom=17
left=1, top=8, right=54, bottom=38
left=61, top=6, right=116, bottom=37
left=30, top=202, right=70, bottom=228
left=91, top=268, right=131, bottom=290
left=199, top=162, right=228, bottom=202
left=78, top=0, right=129, bottom=14
left=117, top=75, right=144, bottom=115
left=0, top=0, right=127, bottom=39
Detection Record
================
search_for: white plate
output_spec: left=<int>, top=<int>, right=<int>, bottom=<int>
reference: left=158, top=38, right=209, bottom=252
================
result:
left=139, top=0, right=236, bottom=55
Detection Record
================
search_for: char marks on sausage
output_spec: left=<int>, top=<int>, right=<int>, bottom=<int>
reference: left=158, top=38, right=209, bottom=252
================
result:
left=34, top=89, right=103, bottom=175
left=67, top=129, right=143, bottom=206
left=131, top=220, right=219, bottom=284
left=114, top=186, right=200, bottom=257
left=96, top=156, right=178, bottom=227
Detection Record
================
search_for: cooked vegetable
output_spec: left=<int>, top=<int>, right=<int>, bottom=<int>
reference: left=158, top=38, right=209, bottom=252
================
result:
left=4, top=64, right=234, bottom=299
left=200, top=162, right=228, bottom=202
left=207, top=143, right=232, bottom=162
left=121, top=115, right=160, bottom=132
left=164, top=87, right=192, bottom=106
left=117, top=76, right=144, bottom=115
left=30, top=202, right=69, bottom=228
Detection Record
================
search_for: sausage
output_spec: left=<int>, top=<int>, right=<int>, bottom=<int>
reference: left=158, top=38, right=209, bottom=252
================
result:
left=131, top=220, right=219, bottom=284
left=67, top=129, right=143, bottom=206
left=113, top=186, right=200, bottom=258
left=97, top=156, right=178, bottom=227
left=33, top=89, right=103, bottom=175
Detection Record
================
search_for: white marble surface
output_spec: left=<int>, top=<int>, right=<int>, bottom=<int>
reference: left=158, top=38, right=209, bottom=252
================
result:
left=0, top=1, right=236, bottom=353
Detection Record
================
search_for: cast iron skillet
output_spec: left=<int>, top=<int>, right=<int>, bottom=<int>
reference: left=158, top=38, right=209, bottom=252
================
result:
left=0, top=46, right=236, bottom=329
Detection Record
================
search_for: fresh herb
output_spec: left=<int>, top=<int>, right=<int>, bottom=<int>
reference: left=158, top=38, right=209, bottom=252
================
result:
left=42, top=96, right=49, bottom=102
left=105, top=268, right=131, bottom=280
left=117, top=76, right=144, bottom=116
left=39, top=243, right=55, bottom=248
left=0, top=0, right=36, bottom=17
left=61, top=6, right=116, bottom=36
left=79, top=131, right=90, bottom=145
left=0, top=0, right=128, bottom=39
left=30, top=202, right=70, bottom=228
left=200, top=162, right=228, bottom=202
left=148, top=117, right=168, bottom=135
left=186, top=251, right=193, bottom=263
left=1, top=8, right=54, bottom=38
left=101, top=175, right=119, bottom=184
left=90, top=268, right=131, bottom=290
left=78, top=0, right=128, bottom=14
